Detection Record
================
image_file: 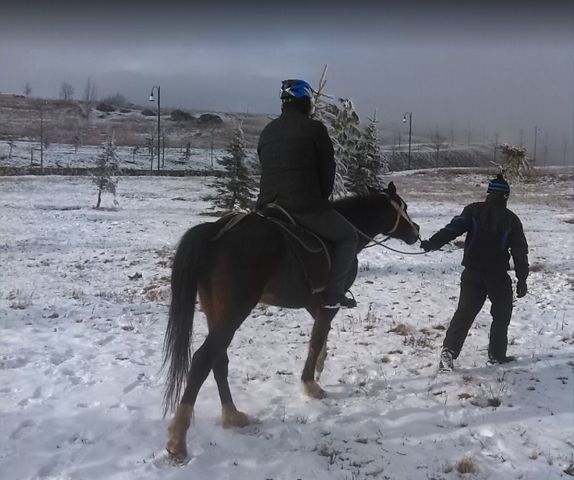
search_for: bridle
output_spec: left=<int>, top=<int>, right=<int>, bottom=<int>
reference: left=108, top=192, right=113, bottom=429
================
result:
left=385, top=195, right=416, bottom=235
left=357, top=192, right=425, bottom=255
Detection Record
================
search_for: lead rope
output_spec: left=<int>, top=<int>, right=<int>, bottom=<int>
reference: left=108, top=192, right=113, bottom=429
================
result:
left=357, top=229, right=427, bottom=255
left=355, top=196, right=426, bottom=255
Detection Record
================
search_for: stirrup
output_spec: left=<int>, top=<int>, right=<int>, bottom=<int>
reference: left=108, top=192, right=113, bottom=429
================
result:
left=321, top=292, right=357, bottom=309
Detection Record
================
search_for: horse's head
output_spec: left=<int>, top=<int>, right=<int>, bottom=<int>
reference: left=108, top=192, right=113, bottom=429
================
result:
left=368, top=182, right=420, bottom=245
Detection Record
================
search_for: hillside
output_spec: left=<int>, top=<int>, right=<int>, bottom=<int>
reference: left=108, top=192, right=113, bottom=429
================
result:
left=0, top=93, right=495, bottom=170
left=0, top=93, right=269, bottom=150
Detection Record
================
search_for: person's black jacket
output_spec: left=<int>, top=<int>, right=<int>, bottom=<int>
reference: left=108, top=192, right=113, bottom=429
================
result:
left=257, top=109, right=335, bottom=212
left=426, top=195, right=529, bottom=281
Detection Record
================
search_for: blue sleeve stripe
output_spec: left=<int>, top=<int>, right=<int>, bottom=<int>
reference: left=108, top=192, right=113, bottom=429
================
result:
left=468, top=218, right=478, bottom=248
left=501, top=227, right=511, bottom=249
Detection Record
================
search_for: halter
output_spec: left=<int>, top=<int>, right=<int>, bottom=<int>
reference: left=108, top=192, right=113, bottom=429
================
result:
left=384, top=194, right=417, bottom=235
left=357, top=192, right=425, bottom=255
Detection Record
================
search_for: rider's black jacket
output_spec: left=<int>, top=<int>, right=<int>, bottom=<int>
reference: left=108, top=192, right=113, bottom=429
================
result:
left=426, top=195, right=529, bottom=281
left=257, top=108, right=335, bottom=213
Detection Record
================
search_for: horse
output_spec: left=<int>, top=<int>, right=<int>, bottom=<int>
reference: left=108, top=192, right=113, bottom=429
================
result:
left=162, top=181, right=420, bottom=461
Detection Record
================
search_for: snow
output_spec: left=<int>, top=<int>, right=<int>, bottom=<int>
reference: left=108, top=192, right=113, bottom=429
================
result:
left=0, top=140, right=228, bottom=171
left=1, top=165, right=573, bottom=480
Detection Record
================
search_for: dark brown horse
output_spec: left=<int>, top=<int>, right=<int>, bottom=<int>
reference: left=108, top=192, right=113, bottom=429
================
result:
left=163, top=182, right=420, bottom=461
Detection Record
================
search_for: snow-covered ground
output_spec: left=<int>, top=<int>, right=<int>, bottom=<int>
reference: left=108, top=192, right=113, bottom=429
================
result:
left=0, top=140, right=229, bottom=171
left=1, top=167, right=573, bottom=480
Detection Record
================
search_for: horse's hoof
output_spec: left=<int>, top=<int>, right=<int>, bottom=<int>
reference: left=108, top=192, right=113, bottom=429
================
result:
left=303, top=381, right=327, bottom=399
left=166, top=449, right=188, bottom=466
left=222, top=408, right=250, bottom=428
left=166, top=439, right=187, bottom=463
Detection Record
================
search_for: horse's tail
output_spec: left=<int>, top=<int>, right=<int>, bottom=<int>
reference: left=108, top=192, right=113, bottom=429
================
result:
left=162, top=221, right=217, bottom=414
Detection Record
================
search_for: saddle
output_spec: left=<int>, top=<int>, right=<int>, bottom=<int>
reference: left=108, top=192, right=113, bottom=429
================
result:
left=211, top=206, right=331, bottom=293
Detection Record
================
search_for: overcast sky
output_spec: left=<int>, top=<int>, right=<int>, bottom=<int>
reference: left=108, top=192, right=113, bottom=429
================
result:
left=1, top=0, right=573, bottom=161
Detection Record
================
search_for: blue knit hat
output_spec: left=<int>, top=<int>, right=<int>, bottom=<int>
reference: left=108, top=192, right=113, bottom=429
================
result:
left=487, top=174, right=510, bottom=194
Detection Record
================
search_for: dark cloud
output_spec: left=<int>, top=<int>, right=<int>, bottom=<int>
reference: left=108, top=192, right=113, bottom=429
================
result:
left=1, top=0, right=573, bottom=162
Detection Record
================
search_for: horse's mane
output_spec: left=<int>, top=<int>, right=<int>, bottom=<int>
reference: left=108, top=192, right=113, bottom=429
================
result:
left=331, top=193, right=385, bottom=210
left=331, top=193, right=393, bottom=235
left=331, top=193, right=392, bottom=218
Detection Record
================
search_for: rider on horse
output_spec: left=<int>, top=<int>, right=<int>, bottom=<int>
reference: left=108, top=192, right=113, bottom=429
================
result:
left=256, top=79, right=358, bottom=309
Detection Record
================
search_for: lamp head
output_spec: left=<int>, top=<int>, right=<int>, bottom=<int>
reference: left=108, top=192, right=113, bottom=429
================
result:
left=149, top=94, right=154, bottom=102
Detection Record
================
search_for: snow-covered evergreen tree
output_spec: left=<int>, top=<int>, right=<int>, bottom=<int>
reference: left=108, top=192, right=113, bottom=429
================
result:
left=211, top=124, right=256, bottom=212
left=311, top=67, right=353, bottom=197
left=312, top=66, right=379, bottom=197
left=330, top=98, right=362, bottom=195
left=92, top=135, right=121, bottom=208
left=495, top=143, right=532, bottom=182
left=347, top=114, right=387, bottom=195
left=313, top=95, right=361, bottom=197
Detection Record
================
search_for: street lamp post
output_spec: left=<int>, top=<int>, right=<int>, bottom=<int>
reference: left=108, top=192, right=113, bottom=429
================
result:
left=149, top=85, right=161, bottom=171
left=533, top=125, right=540, bottom=165
left=402, top=112, right=412, bottom=170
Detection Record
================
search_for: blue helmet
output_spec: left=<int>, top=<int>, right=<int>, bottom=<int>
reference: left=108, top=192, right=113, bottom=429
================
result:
left=280, top=79, right=314, bottom=101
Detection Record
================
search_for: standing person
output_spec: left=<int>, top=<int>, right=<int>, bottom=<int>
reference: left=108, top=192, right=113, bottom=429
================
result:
left=257, top=79, right=358, bottom=309
left=420, top=174, right=529, bottom=371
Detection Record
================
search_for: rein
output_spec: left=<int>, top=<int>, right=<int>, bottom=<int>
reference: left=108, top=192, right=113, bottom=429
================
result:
left=358, top=229, right=426, bottom=255
left=358, top=194, right=426, bottom=255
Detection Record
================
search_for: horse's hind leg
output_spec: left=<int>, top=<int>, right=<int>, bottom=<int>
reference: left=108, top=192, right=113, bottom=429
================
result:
left=301, top=306, right=337, bottom=398
left=166, top=329, right=236, bottom=460
left=212, top=352, right=250, bottom=428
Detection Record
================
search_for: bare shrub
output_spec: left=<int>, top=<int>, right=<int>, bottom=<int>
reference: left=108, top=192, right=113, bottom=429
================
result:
left=7, top=289, right=33, bottom=310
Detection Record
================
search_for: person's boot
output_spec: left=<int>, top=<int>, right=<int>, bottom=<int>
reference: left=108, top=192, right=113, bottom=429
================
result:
left=488, top=354, right=516, bottom=364
left=438, top=348, right=454, bottom=372
left=321, top=291, right=357, bottom=309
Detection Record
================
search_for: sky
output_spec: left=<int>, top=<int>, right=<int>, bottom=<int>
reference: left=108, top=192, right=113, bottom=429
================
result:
left=1, top=0, right=573, bottom=162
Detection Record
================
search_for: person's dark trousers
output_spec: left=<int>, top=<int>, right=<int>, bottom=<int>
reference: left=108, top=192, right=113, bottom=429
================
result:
left=443, top=268, right=513, bottom=360
left=293, top=209, right=358, bottom=295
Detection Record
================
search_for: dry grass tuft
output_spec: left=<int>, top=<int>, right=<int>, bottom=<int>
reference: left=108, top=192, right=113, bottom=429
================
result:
left=487, top=397, right=502, bottom=407
left=388, top=323, right=411, bottom=336
left=529, top=262, right=546, bottom=273
left=456, top=456, right=478, bottom=474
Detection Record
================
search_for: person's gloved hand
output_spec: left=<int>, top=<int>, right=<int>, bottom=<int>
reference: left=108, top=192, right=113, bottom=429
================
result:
left=420, top=240, right=433, bottom=252
left=516, top=280, right=528, bottom=298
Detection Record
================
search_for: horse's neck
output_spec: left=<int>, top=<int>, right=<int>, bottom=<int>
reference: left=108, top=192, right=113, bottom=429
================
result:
left=333, top=196, right=392, bottom=251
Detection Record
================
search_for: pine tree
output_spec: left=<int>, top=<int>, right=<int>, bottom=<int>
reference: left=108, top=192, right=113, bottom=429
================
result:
left=313, top=95, right=361, bottom=198
left=312, top=68, right=349, bottom=198
left=495, top=143, right=532, bottom=182
left=92, top=135, right=121, bottom=208
left=211, top=125, right=256, bottom=212
left=312, top=65, right=391, bottom=197
left=347, top=114, right=387, bottom=195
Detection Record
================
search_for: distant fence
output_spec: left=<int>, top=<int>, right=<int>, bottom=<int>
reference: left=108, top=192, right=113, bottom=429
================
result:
left=0, top=166, right=224, bottom=177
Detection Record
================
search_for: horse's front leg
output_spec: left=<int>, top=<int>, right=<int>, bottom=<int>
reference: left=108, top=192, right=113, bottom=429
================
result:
left=301, top=306, right=337, bottom=398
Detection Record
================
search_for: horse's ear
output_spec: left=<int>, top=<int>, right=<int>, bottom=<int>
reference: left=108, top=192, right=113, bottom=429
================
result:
left=387, top=181, right=397, bottom=195
left=366, top=185, right=380, bottom=195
